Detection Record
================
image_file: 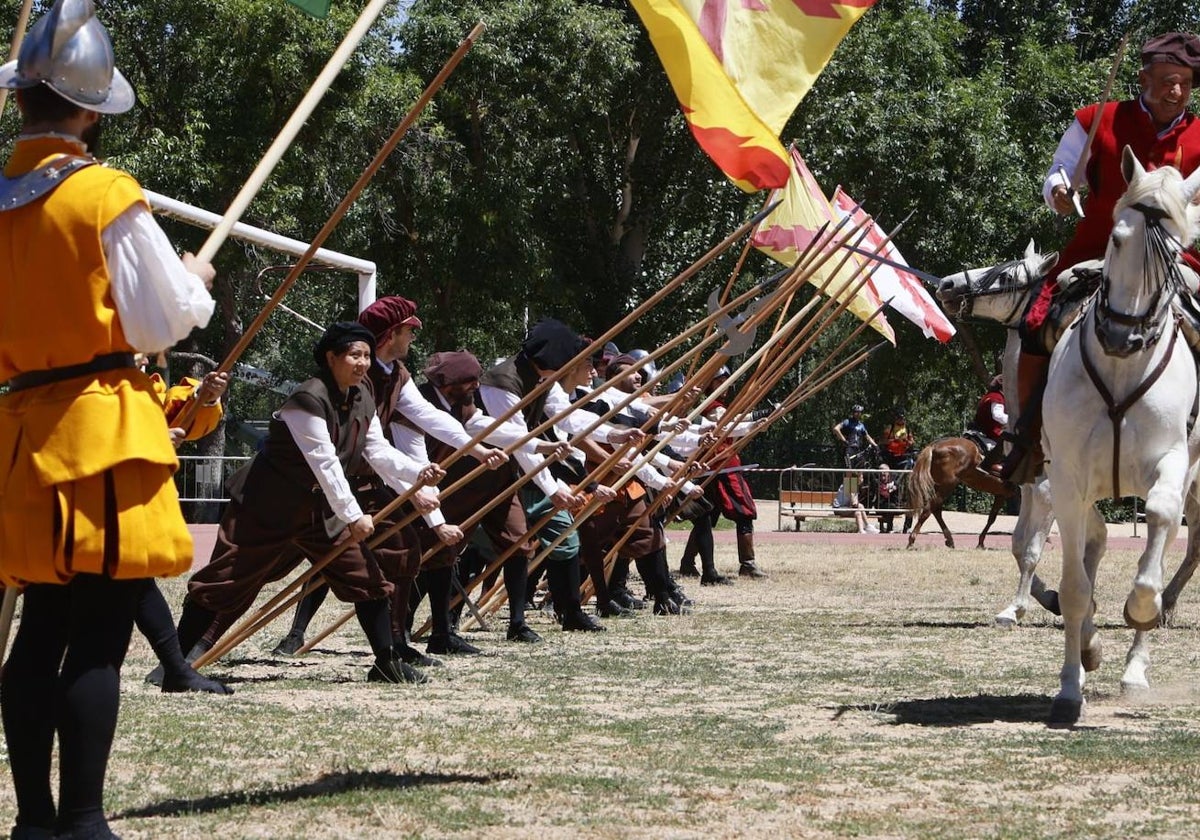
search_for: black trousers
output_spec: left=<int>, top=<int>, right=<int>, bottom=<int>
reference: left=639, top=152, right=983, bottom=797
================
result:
left=1, top=574, right=141, bottom=836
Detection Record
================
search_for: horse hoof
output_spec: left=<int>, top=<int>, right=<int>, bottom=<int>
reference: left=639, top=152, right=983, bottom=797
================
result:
left=944, top=538, right=955, bottom=549
left=1121, top=674, right=1150, bottom=694
left=1048, top=697, right=1083, bottom=727
left=1123, top=601, right=1160, bottom=632
left=1081, top=637, right=1103, bottom=673
left=1045, top=591, right=1062, bottom=617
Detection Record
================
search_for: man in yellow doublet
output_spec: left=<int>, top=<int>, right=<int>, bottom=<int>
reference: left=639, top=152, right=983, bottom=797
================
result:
left=0, top=1, right=217, bottom=835
left=0, top=142, right=196, bottom=584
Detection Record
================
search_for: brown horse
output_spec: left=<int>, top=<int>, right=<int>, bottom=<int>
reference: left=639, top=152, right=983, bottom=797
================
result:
left=906, top=437, right=1015, bottom=549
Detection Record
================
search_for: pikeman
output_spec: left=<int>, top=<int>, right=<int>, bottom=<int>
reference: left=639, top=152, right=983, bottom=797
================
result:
left=174, top=323, right=445, bottom=685
left=478, top=319, right=643, bottom=632
left=406, top=350, right=565, bottom=646
left=676, top=366, right=772, bottom=581
left=270, top=296, right=503, bottom=666
left=576, top=353, right=707, bottom=615
left=0, top=0, right=218, bottom=835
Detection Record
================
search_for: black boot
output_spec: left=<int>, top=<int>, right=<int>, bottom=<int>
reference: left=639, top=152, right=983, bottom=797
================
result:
left=501, top=554, right=540, bottom=642
left=271, top=583, right=330, bottom=656
left=736, top=531, right=768, bottom=579
left=136, top=584, right=231, bottom=695
left=357, top=598, right=428, bottom=685
left=993, top=351, right=1050, bottom=483
left=691, top=515, right=732, bottom=585
left=548, top=559, right=605, bottom=632
left=608, top=558, right=642, bottom=610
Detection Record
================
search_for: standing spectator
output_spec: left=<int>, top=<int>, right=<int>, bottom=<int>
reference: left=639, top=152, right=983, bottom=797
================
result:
left=881, top=407, right=917, bottom=470
left=832, top=404, right=878, bottom=468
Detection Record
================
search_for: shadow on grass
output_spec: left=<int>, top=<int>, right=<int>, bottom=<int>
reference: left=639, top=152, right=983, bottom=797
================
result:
left=113, top=768, right=517, bottom=820
left=833, top=693, right=1050, bottom=726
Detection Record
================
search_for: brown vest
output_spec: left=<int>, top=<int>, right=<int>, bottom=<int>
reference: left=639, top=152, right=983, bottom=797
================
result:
left=230, top=375, right=375, bottom=538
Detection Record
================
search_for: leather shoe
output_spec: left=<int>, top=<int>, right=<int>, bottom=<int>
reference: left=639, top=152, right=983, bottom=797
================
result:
left=367, top=657, right=428, bottom=684
left=610, top=588, right=644, bottom=610
left=506, top=623, right=543, bottom=643
left=653, top=595, right=682, bottom=616
left=393, top=642, right=442, bottom=667
left=739, top=561, right=769, bottom=579
left=678, top=559, right=700, bottom=577
left=271, top=630, right=305, bottom=657
left=561, top=610, right=606, bottom=632
left=427, top=632, right=482, bottom=655
left=701, top=573, right=734, bottom=586
left=598, top=600, right=636, bottom=618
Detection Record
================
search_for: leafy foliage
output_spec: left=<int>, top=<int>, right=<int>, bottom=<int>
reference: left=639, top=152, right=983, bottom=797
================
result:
left=0, top=0, right=1166, bottom=463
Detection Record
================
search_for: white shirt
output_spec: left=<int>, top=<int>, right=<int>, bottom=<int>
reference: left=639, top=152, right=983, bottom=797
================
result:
left=105, top=203, right=215, bottom=351
left=384, top=368, right=478, bottom=463
left=991, top=401, right=1009, bottom=426
left=279, top=404, right=433, bottom=527
left=478, top=384, right=569, bottom=498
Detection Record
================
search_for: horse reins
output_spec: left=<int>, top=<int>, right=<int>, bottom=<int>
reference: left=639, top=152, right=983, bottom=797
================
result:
left=1081, top=205, right=1192, bottom=499
left=1081, top=313, right=1180, bottom=500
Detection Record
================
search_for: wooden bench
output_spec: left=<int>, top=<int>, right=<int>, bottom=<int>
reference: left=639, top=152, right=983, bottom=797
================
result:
left=778, top=489, right=849, bottom=528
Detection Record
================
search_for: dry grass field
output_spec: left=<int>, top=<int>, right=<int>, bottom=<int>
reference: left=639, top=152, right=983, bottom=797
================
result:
left=6, top=525, right=1200, bottom=838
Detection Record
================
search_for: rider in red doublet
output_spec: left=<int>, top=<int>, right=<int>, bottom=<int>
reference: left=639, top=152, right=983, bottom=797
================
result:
left=1001, top=32, right=1200, bottom=482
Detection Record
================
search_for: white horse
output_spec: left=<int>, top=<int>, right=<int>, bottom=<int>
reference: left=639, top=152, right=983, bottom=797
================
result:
left=939, top=239, right=1200, bottom=696
left=937, top=243, right=1061, bottom=627
left=1043, top=148, right=1200, bottom=725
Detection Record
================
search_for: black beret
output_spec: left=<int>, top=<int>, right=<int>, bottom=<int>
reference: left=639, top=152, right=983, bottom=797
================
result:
left=314, top=321, right=376, bottom=370
left=521, top=318, right=586, bottom=371
left=1141, top=32, right=1200, bottom=81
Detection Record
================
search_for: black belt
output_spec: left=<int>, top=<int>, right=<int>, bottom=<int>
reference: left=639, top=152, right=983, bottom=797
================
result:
left=6, top=352, right=137, bottom=393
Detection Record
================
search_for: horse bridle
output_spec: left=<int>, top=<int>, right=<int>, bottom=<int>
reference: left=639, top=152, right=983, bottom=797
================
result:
left=1091, top=204, right=1186, bottom=358
left=1082, top=200, right=1190, bottom=497
left=952, top=258, right=1040, bottom=325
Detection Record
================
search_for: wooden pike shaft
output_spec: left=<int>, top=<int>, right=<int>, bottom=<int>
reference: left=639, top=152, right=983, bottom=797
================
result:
left=0, top=0, right=33, bottom=121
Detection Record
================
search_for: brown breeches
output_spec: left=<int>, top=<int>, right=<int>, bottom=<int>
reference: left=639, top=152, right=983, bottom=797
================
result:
left=579, top=493, right=664, bottom=602
left=187, top=499, right=393, bottom=617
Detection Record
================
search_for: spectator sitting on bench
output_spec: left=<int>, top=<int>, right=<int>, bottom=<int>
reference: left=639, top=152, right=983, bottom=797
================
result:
left=834, top=473, right=877, bottom=533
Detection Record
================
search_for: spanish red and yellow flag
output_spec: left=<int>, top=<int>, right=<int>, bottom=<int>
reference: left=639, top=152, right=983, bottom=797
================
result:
left=630, top=0, right=876, bottom=192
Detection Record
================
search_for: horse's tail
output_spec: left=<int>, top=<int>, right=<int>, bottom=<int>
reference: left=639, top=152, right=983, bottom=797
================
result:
left=908, top=444, right=937, bottom=515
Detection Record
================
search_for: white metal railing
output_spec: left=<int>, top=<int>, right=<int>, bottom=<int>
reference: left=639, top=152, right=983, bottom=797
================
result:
left=775, top=465, right=915, bottom=531
left=175, top=455, right=252, bottom=503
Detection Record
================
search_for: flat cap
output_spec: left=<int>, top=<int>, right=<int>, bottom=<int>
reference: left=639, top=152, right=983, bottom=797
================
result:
left=1141, top=32, right=1200, bottom=81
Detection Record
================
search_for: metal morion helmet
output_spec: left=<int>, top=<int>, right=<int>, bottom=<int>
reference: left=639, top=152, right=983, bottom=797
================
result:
left=626, top=348, right=658, bottom=380
left=0, top=0, right=135, bottom=115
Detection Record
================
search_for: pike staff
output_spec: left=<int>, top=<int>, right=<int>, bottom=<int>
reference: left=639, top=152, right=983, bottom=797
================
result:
left=193, top=207, right=778, bottom=666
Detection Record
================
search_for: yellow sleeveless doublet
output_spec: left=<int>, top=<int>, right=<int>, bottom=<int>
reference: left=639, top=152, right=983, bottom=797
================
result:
left=0, top=137, right=192, bottom=585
